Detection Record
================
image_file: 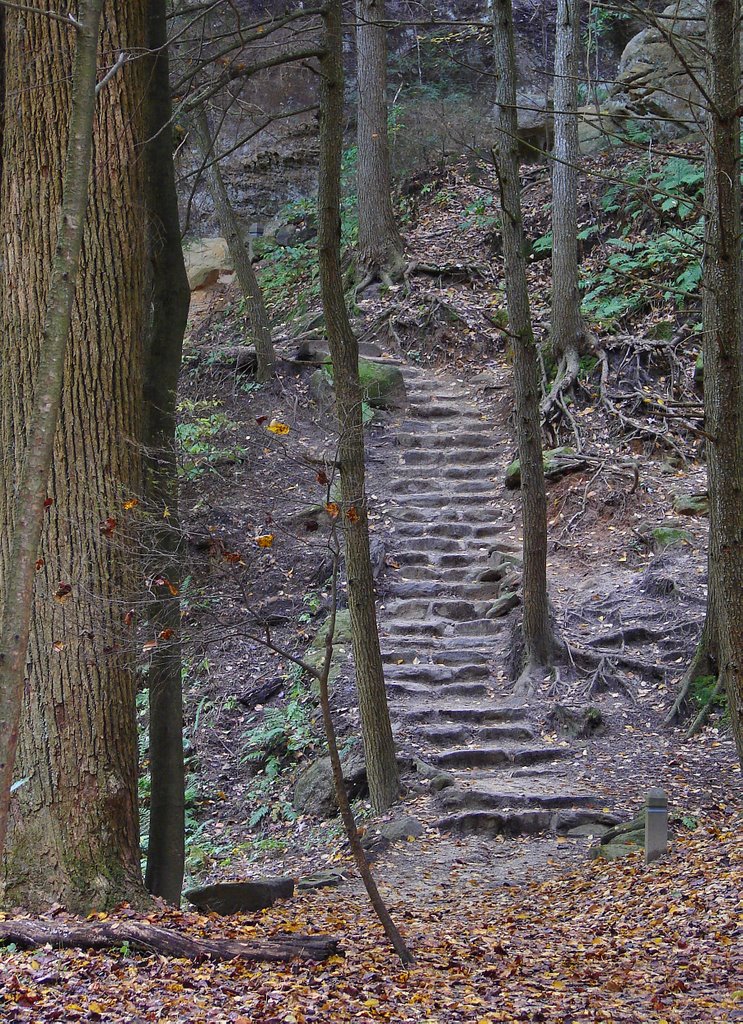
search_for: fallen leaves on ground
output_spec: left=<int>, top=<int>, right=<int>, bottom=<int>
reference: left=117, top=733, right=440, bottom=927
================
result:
left=0, top=821, right=739, bottom=1023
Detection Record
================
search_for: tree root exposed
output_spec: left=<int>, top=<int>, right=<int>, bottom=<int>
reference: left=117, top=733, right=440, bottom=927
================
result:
left=0, top=920, right=339, bottom=963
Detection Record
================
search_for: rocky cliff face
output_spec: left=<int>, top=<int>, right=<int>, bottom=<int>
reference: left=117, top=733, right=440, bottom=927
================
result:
left=606, top=0, right=706, bottom=140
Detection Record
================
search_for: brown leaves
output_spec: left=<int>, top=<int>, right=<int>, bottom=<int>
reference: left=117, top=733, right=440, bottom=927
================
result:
left=100, top=517, right=117, bottom=537
left=53, top=582, right=72, bottom=604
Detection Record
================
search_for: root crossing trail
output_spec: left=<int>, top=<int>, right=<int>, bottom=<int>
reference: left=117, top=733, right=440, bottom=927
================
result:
left=374, top=364, right=613, bottom=838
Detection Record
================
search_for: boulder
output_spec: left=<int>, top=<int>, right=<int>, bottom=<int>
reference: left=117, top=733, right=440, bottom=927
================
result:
left=304, top=609, right=353, bottom=683
left=605, top=0, right=707, bottom=141
left=547, top=703, right=605, bottom=739
left=183, top=237, right=232, bottom=290
left=293, top=744, right=367, bottom=818
left=297, top=870, right=345, bottom=892
left=589, top=842, right=640, bottom=861
left=377, top=816, right=425, bottom=841
left=505, top=446, right=585, bottom=489
left=486, top=592, right=521, bottom=618
left=184, top=877, right=294, bottom=915
left=672, top=492, right=708, bottom=516
left=312, top=360, right=406, bottom=413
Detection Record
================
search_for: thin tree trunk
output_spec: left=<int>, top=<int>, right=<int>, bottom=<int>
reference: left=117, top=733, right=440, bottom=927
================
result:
left=355, top=0, right=404, bottom=285
left=701, top=0, right=743, bottom=764
left=0, top=1, right=148, bottom=911
left=491, top=0, right=555, bottom=693
left=318, top=0, right=399, bottom=812
left=0, top=0, right=104, bottom=862
left=544, top=0, right=590, bottom=419
left=190, top=104, right=275, bottom=383
left=142, top=0, right=190, bottom=905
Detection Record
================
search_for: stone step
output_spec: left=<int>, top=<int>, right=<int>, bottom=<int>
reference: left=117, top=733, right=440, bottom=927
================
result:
left=392, top=565, right=473, bottom=582
left=436, top=785, right=602, bottom=815
left=398, top=432, right=493, bottom=450
left=401, top=448, right=495, bottom=466
left=382, top=598, right=484, bottom=622
left=406, top=403, right=483, bottom=420
left=393, top=493, right=497, bottom=509
left=435, top=808, right=555, bottom=837
left=386, top=680, right=492, bottom=700
left=391, top=522, right=494, bottom=540
left=383, top=662, right=490, bottom=682
left=399, top=704, right=528, bottom=725
left=391, top=507, right=512, bottom=526
left=416, top=723, right=535, bottom=747
left=384, top=580, right=499, bottom=601
left=381, top=642, right=492, bottom=663
left=393, top=479, right=496, bottom=497
left=431, top=746, right=569, bottom=770
left=388, top=536, right=468, bottom=554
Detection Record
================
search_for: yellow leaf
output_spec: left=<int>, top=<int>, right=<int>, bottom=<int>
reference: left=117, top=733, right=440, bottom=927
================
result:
left=122, top=498, right=139, bottom=510
left=325, top=502, right=340, bottom=519
left=267, top=419, right=290, bottom=435
left=52, top=641, right=65, bottom=652
left=363, top=999, right=380, bottom=1008
left=256, top=534, right=275, bottom=548
left=162, top=504, right=171, bottom=518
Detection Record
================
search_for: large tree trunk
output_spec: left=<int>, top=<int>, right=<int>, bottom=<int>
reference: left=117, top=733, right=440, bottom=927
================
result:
left=318, top=0, right=399, bottom=812
left=701, top=0, right=743, bottom=764
left=142, top=0, right=190, bottom=905
left=190, top=105, right=275, bottom=383
left=355, top=0, right=404, bottom=285
left=0, top=0, right=104, bottom=864
left=544, top=0, right=590, bottom=419
left=491, top=0, right=555, bottom=693
left=0, top=2, right=149, bottom=911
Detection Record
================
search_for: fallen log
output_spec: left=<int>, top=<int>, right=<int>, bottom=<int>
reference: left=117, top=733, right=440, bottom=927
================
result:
left=0, top=920, right=339, bottom=962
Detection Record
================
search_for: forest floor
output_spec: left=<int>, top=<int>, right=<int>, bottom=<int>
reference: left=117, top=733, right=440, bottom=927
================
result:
left=1, top=145, right=741, bottom=1022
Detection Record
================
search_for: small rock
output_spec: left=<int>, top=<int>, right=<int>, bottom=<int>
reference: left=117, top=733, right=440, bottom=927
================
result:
left=430, top=772, right=457, bottom=792
left=184, top=878, right=294, bottom=915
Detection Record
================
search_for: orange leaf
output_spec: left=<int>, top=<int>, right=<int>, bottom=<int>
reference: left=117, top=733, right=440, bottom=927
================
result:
left=266, top=419, right=290, bottom=435
left=142, top=639, right=158, bottom=653
left=167, top=581, right=179, bottom=597
left=223, top=551, right=243, bottom=564
left=122, top=498, right=139, bottom=511
left=346, top=505, right=359, bottom=523
left=158, top=628, right=174, bottom=641
left=256, top=533, right=275, bottom=548
left=123, top=609, right=135, bottom=628
left=324, top=502, right=340, bottom=519
left=53, top=582, right=72, bottom=603
left=52, top=641, right=65, bottom=652
left=35, top=558, right=45, bottom=571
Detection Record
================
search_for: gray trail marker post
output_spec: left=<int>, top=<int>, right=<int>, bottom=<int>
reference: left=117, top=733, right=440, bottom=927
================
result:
left=645, top=788, right=668, bottom=863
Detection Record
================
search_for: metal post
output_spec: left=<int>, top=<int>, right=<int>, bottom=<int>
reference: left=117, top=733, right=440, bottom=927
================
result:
left=645, top=788, right=668, bottom=863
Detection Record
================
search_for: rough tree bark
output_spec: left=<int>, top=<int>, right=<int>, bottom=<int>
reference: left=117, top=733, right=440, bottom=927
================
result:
left=355, top=0, right=405, bottom=286
left=0, top=1, right=149, bottom=910
left=318, top=0, right=400, bottom=811
left=142, top=0, right=190, bottom=905
left=190, top=104, right=275, bottom=383
left=543, top=0, right=592, bottom=420
left=491, top=0, right=555, bottom=693
left=700, top=0, right=743, bottom=763
left=0, top=0, right=104, bottom=861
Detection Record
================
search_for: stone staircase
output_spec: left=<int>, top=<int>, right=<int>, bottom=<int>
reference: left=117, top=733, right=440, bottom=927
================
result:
left=376, top=366, right=614, bottom=838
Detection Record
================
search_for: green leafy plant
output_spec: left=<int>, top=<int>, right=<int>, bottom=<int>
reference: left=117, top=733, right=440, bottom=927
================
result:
left=175, top=400, right=244, bottom=480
